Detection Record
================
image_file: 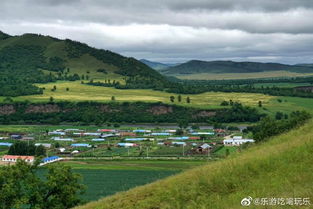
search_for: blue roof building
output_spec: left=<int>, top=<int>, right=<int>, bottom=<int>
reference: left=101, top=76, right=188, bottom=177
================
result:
left=0, top=142, right=12, bottom=147
left=42, top=156, right=60, bottom=163
left=92, top=138, right=105, bottom=142
left=125, top=138, right=145, bottom=141
left=71, top=143, right=91, bottom=147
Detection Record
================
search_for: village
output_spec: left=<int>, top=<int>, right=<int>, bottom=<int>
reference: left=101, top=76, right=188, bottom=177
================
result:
left=0, top=126, right=255, bottom=165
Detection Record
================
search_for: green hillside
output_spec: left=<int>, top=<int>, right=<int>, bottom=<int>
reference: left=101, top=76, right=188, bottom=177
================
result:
left=75, top=120, right=313, bottom=209
left=0, top=31, right=168, bottom=96
left=140, top=59, right=171, bottom=70
left=162, top=60, right=313, bottom=76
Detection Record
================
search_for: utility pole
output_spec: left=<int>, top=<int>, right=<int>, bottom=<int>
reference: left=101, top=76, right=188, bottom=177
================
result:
left=146, top=146, right=149, bottom=158
left=182, top=144, right=185, bottom=156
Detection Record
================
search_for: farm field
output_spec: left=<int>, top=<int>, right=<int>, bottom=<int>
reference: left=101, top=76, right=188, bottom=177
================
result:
left=1, top=81, right=313, bottom=115
left=61, top=159, right=207, bottom=171
left=37, top=167, right=178, bottom=202
left=174, top=71, right=313, bottom=80
left=1, top=81, right=272, bottom=109
left=61, top=160, right=206, bottom=201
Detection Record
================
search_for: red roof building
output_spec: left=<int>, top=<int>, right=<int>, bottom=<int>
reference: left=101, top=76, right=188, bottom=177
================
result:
left=1, top=155, right=35, bottom=163
left=98, top=129, right=115, bottom=132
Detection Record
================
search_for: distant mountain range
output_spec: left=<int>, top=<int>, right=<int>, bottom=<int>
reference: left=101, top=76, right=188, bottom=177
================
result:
left=161, top=60, right=313, bottom=75
left=140, top=59, right=178, bottom=70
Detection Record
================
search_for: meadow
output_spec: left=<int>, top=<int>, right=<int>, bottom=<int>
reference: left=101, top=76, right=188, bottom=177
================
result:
left=1, top=80, right=313, bottom=115
left=174, top=70, right=313, bottom=80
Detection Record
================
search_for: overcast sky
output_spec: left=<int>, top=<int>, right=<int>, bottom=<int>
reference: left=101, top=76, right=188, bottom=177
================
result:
left=1, top=0, right=313, bottom=64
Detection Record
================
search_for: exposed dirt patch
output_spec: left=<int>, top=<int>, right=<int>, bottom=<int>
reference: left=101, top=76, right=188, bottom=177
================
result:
left=0, top=105, right=16, bottom=115
left=147, top=106, right=173, bottom=115
left=25, top=104, right=61, bottom=113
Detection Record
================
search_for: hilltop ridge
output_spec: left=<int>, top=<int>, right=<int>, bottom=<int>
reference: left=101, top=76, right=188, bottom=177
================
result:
left=162, top=59, right=313, bottom=75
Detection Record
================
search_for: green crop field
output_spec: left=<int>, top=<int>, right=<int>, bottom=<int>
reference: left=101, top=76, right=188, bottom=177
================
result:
left=61, top=160, right=206, bottom=171
left=174, top=71, right=313, bottom=80
left=35, top=159, right=206, bottom=202
left=37, top=168, right=178, bottom=202
left=59, top=159, right=204, bottom=201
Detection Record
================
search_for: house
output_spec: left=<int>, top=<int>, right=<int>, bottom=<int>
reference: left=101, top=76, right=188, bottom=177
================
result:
left=124, top=138, right=146, bottom=141
left=1, top=155, right=34, bottom=164
left=189, top=136, right=201, bottom=140
left=0, top=137, right=9, bottom=140
left=65, top=129, right=83, bottom=132
left=71, top=150, right=79, bottom=154
left=71, top=143, right=91, bottom=148
left=98, top=129, right=115, bottom=132
left=35, top=143, right=52, bottom=148
left=48, top=131, right=66, bottom=136
left=223, top=138, right=255, bottom=146
left=151, top=133, right=171, bottom=136
left=0, top=142, right=12, bottom=147
left=133, top=129, right=151, bottom=133
left=22, top=136, right=35, bottom=141
left=117, top=143, right=138, bottom=147
left=172, top=142, right=186, bottom=146
left=192, top=143, right=211, bottom=154
left=83, top=132, right=101, bottom=136
left=40, top=156, right=61, bottom=166
left=101, top=134, right=115, bottom=138
left=59, top=148, right=66, bottom=152
left=200, top=143, right=212, bottom=149
left=92, top=138, right=105, bottom=142
left=165, top=129, right=177, bottom=133
left=10, top=134, right=22, bottom=139
left=120, top=132, right=137, bottom=137
left=191, top=132, right=214, bottom=136
left=52, top=137, right=74, bottom=141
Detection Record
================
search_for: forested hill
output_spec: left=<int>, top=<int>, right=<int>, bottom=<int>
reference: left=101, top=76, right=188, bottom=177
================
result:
left=162, top=60, right=313, bottom=75
left=0, top=31, right=168, bottom=96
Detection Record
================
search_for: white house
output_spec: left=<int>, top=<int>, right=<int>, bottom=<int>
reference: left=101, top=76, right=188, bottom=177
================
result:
left=1, top=155, right=35, bottom=164
left=35, top=143, right=52, bottom=148
left=223, top=138, right=255, bottom=146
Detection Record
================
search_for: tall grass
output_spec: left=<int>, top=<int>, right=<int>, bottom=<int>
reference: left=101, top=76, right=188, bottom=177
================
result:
left=75, top=120, right=313, bottom=209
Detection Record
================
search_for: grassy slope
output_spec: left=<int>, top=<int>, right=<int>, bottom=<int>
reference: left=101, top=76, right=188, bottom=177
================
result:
left=75, top=120, right=313, bottom=209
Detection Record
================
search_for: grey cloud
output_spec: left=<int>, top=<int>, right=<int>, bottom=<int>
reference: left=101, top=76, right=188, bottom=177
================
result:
left=1, top=0, right=313, bottom=64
